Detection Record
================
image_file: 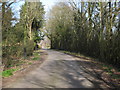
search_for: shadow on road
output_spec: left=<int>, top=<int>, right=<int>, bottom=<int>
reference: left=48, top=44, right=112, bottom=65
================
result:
left=34, top=59, right=116, bottom=88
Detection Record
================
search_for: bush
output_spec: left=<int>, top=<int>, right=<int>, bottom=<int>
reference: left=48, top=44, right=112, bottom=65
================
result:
left=16, top=44, right=24, bottom=57
left=25, top=40, right=34, bottom=56
left=2, top=43, right=24, bottom=68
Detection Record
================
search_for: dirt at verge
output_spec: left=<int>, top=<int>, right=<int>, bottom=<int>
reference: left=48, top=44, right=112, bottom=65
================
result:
left=2, top=50, right=48, bottom=88
left=64, top=52, right=120, bottom=88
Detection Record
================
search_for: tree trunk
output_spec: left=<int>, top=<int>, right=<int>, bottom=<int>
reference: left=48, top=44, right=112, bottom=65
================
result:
left=29, top=24, right=32, bottom=40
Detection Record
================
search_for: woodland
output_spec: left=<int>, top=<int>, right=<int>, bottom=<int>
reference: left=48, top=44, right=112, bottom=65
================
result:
left=1, top=1, right=45, bottom=69
left=46, top=1, right=120, bottom=68
left=1, top=1, right=120, bottom=70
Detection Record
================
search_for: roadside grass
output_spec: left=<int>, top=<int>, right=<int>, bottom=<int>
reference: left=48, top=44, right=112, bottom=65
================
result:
left=1, top=50, right=42, bottom=79
left=32, top=52, right=40, bottom=60
left=2, top=50, right=42, bottom=78
left=60, top=50, right=96, bottom=63
left=32, top=57, right=39, bottom=60
left=102, top=64, right=120, bottom=79
left=7, top=60, right=27, bottom=67
left=111, top=74, right=120, bottom=79
left=33, top=52, right=40, bottom=57
left=15, top=60, right=26, bottom=66
left=1, top=68, right=19, bottom=77
left=7, top=52, right=40, bottom=67
left=28, top=62, right=32, bottom=65
left=62, top=51, right=92, bottom=60
left=61, top=50, right=120, bottom=80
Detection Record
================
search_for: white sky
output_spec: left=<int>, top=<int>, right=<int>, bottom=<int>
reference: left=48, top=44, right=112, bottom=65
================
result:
left=40, top=0, right=56, bottom=12
left=11, top=0, right=58, bottom=19
left=11, top=1, right=25, bottom=19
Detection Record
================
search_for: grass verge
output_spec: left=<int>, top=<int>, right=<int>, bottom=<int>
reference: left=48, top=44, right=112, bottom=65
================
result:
left=1, top=68, right=19, bottom=77
left=32, top=52, right=40, bottom=60
left=2, top=50, right=41, bottom=78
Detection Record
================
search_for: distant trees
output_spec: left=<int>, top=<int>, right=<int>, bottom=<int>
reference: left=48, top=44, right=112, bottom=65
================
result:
left=2, top=1, right=45, bottom=69
left=46, top=2, right=74, bottom=50
left=46, top=1, right=120, bottom=68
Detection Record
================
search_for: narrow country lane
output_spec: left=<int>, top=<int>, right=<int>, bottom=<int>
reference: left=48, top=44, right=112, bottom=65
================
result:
left=4, top=50, right=110, bottom=88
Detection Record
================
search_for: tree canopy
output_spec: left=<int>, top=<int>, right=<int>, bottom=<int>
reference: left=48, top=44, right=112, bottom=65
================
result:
left=2, top=1, right=45, bottom=68
left=46, top=1, right=120, bottom=68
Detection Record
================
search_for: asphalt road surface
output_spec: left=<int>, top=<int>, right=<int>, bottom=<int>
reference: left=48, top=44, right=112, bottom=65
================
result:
left=4, top=50, right=110, bottom=88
